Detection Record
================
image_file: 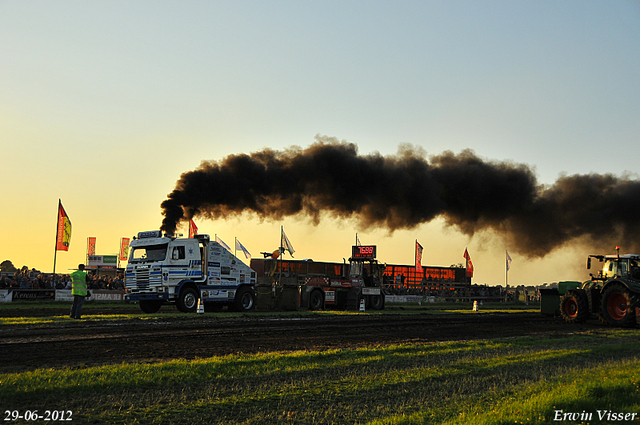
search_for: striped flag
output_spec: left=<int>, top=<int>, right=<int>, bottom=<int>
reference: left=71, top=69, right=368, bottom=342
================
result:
left=235, top=238, right=251, bottom=259
left=506, top=251, right=513, bottom=271
left=216, top=235, right=231, bottom=252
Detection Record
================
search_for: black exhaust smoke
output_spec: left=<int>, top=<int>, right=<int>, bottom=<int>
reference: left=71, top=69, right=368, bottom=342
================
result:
left=161, top=137, right=640, bottom=257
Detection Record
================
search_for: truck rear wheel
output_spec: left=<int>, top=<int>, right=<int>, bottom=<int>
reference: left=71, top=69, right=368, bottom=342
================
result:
left=233, top=287, right=255, bottom=312
left=560, top=291, right=588, bottom=323
left=309, top=290, right=324, bottom=310
left=601, top=283, right=636, bottom=327
left=139, top=300, right=162, bottom=314
left=177, top=287, right=199, bottom=313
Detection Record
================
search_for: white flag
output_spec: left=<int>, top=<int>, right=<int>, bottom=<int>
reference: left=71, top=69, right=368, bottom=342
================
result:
left=216, top=235, right=231, bottom=252
left=281, top=228, right=295, bottom=257
left=235, top=238, right=251, bottom=259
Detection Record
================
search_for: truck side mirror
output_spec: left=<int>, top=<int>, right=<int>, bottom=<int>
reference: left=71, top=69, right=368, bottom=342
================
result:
left=586, top=258, right=591, bottom=269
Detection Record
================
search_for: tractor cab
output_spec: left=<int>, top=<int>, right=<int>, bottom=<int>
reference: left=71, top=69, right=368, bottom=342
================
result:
left=588, top=253, right=640, bottom=281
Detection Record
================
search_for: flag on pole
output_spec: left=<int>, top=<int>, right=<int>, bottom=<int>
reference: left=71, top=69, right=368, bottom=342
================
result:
left=119, top=238, right=131, bottom=261
left=281, top=227, right=295, bottom=257
left=87, top=237, right=96, bottom=256
left=463, top=248, right=474, bottom=278
left=235, top=238, right=251, bottom=259
left=356, top=233, right=361, bottom=246
left=56, top=200, right=72, bottom=251
left=415, top=241, right=423, bottom=272
left=189, top=220, right=198, bottom=238
left=216, top=235, right=231, bottom=252
left=506, top=250, right=512, bottom=271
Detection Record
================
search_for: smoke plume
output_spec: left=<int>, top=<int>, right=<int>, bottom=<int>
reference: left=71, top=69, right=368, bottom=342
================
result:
left=161, top=136, right=640, bottom=257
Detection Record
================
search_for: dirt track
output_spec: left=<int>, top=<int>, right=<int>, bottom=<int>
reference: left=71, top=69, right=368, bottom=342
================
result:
left=0, top=306, right=600, bottom=373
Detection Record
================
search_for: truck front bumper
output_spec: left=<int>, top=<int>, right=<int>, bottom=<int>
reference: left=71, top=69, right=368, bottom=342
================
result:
left=127, top=292, right=170, bottom=301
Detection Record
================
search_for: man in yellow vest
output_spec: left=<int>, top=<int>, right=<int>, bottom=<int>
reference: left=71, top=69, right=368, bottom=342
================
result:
left=70, top=264, right=88, bottom=319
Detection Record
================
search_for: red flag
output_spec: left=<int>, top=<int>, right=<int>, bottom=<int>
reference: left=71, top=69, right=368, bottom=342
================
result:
left=463, top=248, right=474, bottom=278
left=189, top=220, right=198, bottom=238
left=56, top=200, right=72, bottom=251
left=119, top=238, right=130, bottom=261
left=87, top=237, right=96, bottom=256
left=415, top=241, right=423, bottom=272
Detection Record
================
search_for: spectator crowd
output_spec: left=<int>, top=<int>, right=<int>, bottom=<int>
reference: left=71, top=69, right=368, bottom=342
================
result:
left=0, top=267, right=124, bottom=291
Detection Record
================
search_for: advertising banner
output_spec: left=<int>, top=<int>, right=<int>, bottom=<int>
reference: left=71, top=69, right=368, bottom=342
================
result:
left=56, top=201, right=72, bottom=251
left=119, top=238, right=130, bottom=261
left=92, top=291, right=125, bottom=301
left=87, top=255, right=118, bottom=267
left=87, top=237, right=97, bottom=256
left=0, top=290, right=12, bottom=303
left=55, top=289, right=74, bottom=302
left=11, top=290, right=56, bottom=301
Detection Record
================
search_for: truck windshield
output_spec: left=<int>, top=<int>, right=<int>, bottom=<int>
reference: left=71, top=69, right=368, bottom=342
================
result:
left=129, top=244, right=168, bottom=263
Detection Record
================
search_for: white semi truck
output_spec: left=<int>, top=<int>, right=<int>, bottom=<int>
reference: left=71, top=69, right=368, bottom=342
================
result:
left=125, top=231, right=257, bottom=313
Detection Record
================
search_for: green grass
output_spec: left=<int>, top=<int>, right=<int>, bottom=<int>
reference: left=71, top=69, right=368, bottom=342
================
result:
left=1, top=329, right=639, bottom=424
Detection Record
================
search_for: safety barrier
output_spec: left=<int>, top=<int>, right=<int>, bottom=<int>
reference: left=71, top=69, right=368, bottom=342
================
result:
left=0, top=289, right=126, bottom=303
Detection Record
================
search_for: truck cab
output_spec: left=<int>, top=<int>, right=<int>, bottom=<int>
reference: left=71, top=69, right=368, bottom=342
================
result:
left=126, top=231, right=256, bottom=313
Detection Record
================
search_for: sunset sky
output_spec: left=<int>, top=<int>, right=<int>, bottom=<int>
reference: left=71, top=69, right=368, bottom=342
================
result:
left=2, top=1, right=639, bottom=286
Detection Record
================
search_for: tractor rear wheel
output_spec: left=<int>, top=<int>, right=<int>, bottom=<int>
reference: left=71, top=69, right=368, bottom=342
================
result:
left=560, top=291, right=589, bottom=323
left=600, top=283, right=636, bottom=327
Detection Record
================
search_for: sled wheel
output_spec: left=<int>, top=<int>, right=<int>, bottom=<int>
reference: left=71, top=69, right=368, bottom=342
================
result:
left=309, top=290, right=324, bottom=311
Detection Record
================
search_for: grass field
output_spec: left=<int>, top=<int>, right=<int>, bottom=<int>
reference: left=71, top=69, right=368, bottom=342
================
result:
left=1, top=304, right=639, bottom=424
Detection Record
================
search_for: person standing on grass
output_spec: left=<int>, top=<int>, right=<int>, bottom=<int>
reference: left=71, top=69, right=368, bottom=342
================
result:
left=70, top=264, right=88, bottom=320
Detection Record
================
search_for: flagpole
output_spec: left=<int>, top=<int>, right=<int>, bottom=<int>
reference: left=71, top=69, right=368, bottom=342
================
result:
left=279, top=226, right=283, bottom=284
left=505, top=250, right=509, bottom=289
left=53, top=199, right=61, bottom=275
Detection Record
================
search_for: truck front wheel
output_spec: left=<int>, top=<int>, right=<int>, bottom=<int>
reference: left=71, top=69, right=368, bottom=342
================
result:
left=560, top=291, right=588, bottom=323
left=234, top=287, right=255, bottom=312
left=601, top=283, right=636, bottom=327
left=139, top=300, right=162, bottom=314
left=177, top=287, right=199, bottom=313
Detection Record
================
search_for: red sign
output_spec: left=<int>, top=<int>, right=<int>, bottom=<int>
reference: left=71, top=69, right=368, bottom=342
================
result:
left=352, top=245, right=376, bottom=260
left=87, top=237, right=96, bottom=256
left=119, top=238, right=130, bottom=261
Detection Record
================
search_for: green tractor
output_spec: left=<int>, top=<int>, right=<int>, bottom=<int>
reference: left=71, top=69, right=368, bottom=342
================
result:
left=541, top=248, right=640, bottom=327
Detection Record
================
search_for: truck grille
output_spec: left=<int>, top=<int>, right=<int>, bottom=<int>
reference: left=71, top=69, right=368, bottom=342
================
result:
left=135, top=269, right=150, bottom=288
